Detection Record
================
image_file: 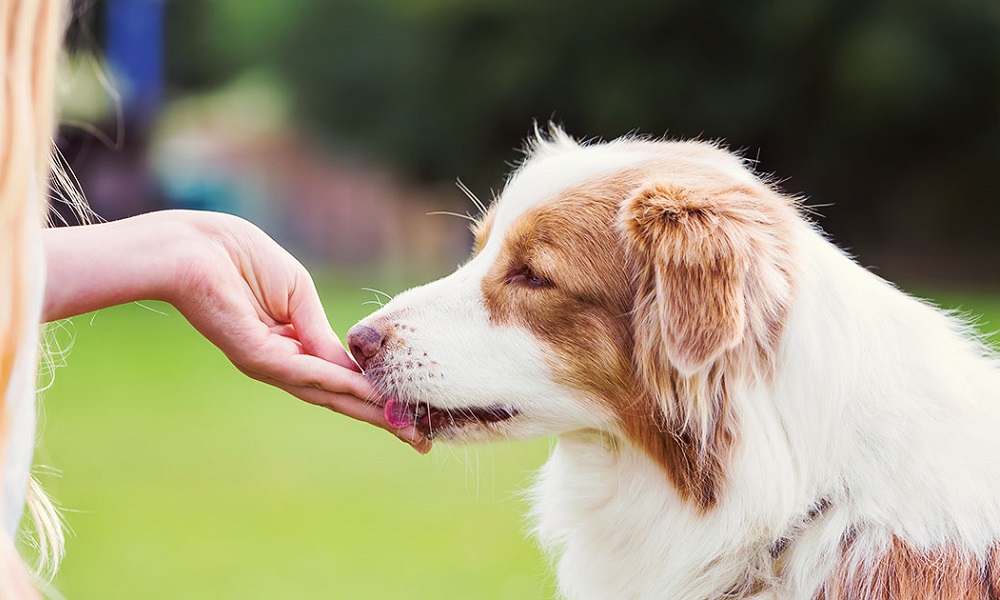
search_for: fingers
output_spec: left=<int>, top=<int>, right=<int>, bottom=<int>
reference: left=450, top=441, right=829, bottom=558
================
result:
left=287, top=272, right=359, bottom=371
left=254, top=353, right=378, bottom=399
left=273, top=382, right=432, bottom=454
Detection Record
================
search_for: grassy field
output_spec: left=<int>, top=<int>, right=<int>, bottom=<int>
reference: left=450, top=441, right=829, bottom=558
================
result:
left=28, top=273, right=1000, bottom=599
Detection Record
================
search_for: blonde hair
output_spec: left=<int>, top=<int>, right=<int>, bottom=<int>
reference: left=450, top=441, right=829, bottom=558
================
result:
left=1, top=0, right=68, bottom=597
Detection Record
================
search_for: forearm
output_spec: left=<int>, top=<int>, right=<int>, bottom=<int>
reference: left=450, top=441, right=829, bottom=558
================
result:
left=42, top=212, right=187, bottom=321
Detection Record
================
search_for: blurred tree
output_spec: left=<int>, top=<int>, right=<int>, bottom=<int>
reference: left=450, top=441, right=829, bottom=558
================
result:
left=160, top=0, right=999, bottom=275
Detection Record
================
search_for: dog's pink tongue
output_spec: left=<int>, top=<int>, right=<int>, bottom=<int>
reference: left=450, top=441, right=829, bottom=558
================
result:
left=384, top=398, right=413, bottom=429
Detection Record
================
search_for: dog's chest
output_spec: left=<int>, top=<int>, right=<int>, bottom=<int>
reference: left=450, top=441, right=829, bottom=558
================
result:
left=531, top=435, right=778, bottom=600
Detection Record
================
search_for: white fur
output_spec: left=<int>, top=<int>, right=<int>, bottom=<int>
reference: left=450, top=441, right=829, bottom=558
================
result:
left=355, top=133, right=1000, bottom=599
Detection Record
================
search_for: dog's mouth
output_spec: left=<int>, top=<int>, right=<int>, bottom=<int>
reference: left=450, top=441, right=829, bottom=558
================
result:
left=384, top=398, right=518, bottom=439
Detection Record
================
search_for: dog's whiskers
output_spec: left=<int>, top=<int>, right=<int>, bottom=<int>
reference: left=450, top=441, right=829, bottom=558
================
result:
left=362, top=287, right=394, bottom=301
left=456, top=178, right=488, bottom=216
left=426, top=210, right=476, bottom=223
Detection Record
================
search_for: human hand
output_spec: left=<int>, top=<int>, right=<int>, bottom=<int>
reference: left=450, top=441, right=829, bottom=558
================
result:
left=43, top=211, right=431, bottom=453
left=169, top=212, right=432, bottom=452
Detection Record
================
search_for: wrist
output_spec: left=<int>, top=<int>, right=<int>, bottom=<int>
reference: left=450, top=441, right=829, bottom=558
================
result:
left=159, top=210, right=248, bottom=304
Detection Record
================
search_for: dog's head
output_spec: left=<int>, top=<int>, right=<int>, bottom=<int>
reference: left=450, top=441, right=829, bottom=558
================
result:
left=349, top=129, right=798, bottom=507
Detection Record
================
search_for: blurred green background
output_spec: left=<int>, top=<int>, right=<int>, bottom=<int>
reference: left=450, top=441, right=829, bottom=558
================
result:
left=32, top=0, right=1000, bottom=597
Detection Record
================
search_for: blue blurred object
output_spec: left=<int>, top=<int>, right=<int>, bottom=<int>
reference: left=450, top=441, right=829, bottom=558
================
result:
left=105, top=0, right=164, bottom=124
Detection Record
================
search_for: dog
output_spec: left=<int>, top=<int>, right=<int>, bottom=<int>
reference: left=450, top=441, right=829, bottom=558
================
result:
left=346, top=128, right=1000, bottom=599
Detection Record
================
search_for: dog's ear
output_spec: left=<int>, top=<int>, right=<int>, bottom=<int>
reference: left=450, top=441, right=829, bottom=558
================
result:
left=618, top=181, right=795, bottom=508
left=620, top=182, right=759, bottom=377
left=617, top=181, right=794, bottom=507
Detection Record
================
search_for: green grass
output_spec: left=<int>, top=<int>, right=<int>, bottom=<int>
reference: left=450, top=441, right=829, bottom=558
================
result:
left=29, top=274, right=1000, bottom=599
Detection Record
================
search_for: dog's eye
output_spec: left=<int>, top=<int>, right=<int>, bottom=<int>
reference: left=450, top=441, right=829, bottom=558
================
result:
left=506, top=266, right=550, bottom=288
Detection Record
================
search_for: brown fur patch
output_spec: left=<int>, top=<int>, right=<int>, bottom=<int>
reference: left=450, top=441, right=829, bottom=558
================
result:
left=471, top=208, right=495, bottom=256
left=620, top=181, right=797, bottom=381
left=817, top=537, right=1000, bottom=599
left=987, top=544, right=1000, bottom=597
left=480, top=182, right=636, bottom=405
left=477, top=155, right=797, bottom=509
left=622, top=183, right=750, bottom=374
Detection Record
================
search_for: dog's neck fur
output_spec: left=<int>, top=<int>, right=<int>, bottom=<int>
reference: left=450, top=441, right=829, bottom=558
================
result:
left=533, top=431, right=774, bottom=599
left=531, top=225, right=1000, bottom=600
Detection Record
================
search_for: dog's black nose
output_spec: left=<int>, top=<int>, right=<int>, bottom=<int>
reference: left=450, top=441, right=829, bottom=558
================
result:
left=346, top=323, right=386, bottom=371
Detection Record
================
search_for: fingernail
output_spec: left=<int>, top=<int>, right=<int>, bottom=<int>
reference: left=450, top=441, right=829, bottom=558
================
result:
left=394, top=425, right=427, bottom=447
